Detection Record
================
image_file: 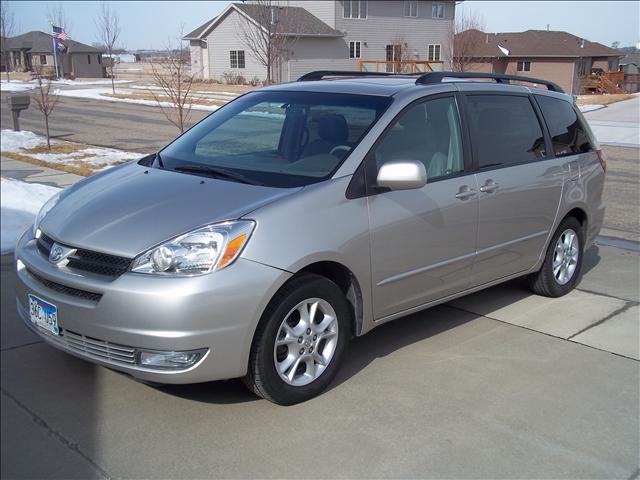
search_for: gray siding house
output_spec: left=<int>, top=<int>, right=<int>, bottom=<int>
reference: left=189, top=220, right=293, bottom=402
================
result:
left=184, top=0, right=454, bottom=83
left=4, top=31, right=104, bottom=78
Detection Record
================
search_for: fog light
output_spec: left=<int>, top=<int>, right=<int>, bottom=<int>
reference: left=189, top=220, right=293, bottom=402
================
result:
left=137, top=349, right=207, bottom=370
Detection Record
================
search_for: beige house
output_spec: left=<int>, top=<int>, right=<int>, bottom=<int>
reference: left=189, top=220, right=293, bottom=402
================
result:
left=454, top=29, right=622, bottom=94
left=184, top=1, right=455, bottom=83
left=4, top=31, right=105, bottom=78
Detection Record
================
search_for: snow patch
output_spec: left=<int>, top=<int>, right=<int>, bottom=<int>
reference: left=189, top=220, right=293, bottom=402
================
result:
left=0, top=80, right=34, bottom=92
left=0, top=129, right=45, bottom=151
left=53, top=87, right=221, bottom=111
left=1, top=129, right=141, bottom=170
left=0, top=178, right=60, bottom=254
left=44, top=79, right=133, bottom=86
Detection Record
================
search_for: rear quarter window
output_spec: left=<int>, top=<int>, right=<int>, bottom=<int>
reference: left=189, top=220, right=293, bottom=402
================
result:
left=465, top=94, right=546, bottom=169
left=535, top=94, right=593, bottom=156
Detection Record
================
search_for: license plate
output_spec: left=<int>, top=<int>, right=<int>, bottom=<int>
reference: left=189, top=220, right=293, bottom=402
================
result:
left=28, top=294, right=60, bottom=336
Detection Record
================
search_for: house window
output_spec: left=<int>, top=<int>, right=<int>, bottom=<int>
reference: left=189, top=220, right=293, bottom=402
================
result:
left=349, top=41, right=361, bottom=59
left=344, top=0, right=367, bottom=19
left=88, top=55, right=91, bottom=64
left=98, top=55, right=102, bottom=64
left=428, top=44, right=441, bottom=61
left=517, top=61, right=531, bottom=72
left=404, top=1, right=418, bottom=17
left=230, top=50, right=245, bottom=69
left=432, top=3, right=445, bottom=18
left=40, top=55, right=47, bottom=65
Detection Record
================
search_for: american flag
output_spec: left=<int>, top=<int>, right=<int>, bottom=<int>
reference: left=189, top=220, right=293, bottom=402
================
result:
left=52, top=25, right=70, bottom=41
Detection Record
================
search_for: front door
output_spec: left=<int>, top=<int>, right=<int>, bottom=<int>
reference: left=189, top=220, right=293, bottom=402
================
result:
left=462, top=93, right=563, bottom=286
left=367, top=95, right=479, bottom=320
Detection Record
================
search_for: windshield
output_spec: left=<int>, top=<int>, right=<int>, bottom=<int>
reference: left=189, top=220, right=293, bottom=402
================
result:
left=159, top=91, right=392, bottom=187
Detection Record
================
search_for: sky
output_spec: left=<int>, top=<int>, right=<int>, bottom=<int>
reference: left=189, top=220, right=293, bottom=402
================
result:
left=5, top=0, right=640, bottom=50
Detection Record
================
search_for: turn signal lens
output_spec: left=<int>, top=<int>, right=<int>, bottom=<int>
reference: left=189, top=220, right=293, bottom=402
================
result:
left=218, top=233, right=249, bottom=269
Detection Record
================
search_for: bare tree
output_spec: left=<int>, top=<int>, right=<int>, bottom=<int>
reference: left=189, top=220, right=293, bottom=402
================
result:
left=237, top=1, right=296, bottom=84
left=32, top=68, right=59, bottom=150
left=148, top=31, right=197, bottom=133
left=46, top=2, right=72, bottom=34
left=390, top=33, right=413, bottom=73
left=450, top=9, right=486, bottom=72
left=95, top=1, right=120, bottom=94
left=0, top=0, right=15, bottom=82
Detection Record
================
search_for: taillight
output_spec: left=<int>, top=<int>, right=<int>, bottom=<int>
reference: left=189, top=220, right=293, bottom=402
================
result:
left=596, top=149, right=606, bottom=172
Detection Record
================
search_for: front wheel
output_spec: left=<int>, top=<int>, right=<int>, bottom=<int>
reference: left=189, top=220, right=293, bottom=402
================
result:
left=528, top=217, right=584, bottom=297
left=243, top=274, right=351, bottom=405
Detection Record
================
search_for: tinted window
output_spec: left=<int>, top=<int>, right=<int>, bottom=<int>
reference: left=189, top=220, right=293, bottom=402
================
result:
left=466, top=95, right=546, bottom=168
left=160, top=91, right=391, bottom=188
left=536, top=95, right=593, bottom=156
left=374, top=96, right=464, bottom=181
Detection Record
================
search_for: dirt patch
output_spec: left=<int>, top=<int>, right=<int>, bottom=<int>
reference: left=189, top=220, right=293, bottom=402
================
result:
left=0, top=151, right=99, bottom=176
left=22, top=143, right=87, bottom=155
left=577, top=94, right=636, bottom=106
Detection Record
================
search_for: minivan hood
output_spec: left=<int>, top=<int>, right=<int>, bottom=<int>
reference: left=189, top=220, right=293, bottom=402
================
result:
left=41, top=162, right=301, bottom=258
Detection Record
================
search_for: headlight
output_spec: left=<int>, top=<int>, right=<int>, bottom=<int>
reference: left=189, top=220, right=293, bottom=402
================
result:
left=34, top=191, right=62, bottom=238
left=130, top=220, right=255, bottom=276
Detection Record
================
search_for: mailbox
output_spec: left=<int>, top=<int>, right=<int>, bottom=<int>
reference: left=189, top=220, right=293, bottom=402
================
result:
left=6, top=94, right=30, bottom=131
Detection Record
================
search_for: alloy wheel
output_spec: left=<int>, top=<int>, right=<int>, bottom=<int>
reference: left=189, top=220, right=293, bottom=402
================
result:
left=552, top=228, right=579, bottom=285
left=273, top=298, right=339, bottom=387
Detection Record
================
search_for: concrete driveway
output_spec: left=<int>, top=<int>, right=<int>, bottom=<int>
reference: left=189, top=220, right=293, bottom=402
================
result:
left=2, top=241, right=638, bottom=479
left=584, top=97, right=640, bottom=147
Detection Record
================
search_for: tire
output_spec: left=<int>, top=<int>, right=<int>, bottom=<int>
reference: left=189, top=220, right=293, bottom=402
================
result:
left=528, top=217, right=584, bottom=297
left=243, top=273, right=351, bottom=405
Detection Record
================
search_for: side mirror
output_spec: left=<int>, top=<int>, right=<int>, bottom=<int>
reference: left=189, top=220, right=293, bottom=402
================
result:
left=376, top=160, right=427, bottom=190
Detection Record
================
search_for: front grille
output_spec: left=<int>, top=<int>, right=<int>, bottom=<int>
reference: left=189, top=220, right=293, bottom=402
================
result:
left=37, top=233, right=132, bottom=278
left=61, top=329, right=136, bottom=365
left=28, top=269, right=103, bottom=302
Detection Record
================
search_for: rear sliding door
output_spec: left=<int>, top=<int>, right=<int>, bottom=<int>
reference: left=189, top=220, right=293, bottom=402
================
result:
left=462, top=93, right=564, bottom=286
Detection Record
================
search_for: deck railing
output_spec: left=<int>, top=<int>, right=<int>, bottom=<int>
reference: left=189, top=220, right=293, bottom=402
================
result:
left=357, top=60, right=445, bottom=74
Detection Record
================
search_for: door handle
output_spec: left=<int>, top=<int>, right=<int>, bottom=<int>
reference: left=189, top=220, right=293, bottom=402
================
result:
left=568, top=161, right=580, bottom=181
left=479, top=180, right=499, bottom=193
left=455, top=186, right=477, bottom=200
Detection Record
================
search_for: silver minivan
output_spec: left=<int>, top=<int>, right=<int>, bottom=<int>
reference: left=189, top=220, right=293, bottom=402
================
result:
left=16, top=72, right=606, bottom=404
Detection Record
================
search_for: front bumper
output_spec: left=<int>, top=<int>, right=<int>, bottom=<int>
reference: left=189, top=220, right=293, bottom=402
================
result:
left=15, top=231, right=291, bottom=383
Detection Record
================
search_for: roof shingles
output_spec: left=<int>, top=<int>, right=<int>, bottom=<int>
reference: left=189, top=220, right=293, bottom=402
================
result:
left=7, top=31, right=102, bottom=54
left=459, top=30, right=621, bottom=58
left=184, top=3, right=343, bottom=40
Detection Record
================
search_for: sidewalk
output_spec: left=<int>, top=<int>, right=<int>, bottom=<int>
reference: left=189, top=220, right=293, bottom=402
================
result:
left=584, top=97, right=640, bottom=147
left=1, top=156, right=83, bottom=187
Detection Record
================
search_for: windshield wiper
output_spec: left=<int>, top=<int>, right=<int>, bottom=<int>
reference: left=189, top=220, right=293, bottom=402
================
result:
left=173, top=164, right=261, bottom=185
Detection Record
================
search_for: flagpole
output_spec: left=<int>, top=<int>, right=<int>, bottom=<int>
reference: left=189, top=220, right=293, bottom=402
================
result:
left=51, top=24, right=59, bottom=79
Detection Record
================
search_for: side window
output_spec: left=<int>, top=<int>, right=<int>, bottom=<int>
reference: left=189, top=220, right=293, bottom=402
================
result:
left=374, top=96, right=464, bottom=181
left=535, top=95, right=593, bottom=156
left=465, top=94, right=546, bottom=168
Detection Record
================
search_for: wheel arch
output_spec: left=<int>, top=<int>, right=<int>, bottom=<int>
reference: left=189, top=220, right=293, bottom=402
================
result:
left=563, top=207, right=588, bottom=236
left=296, top=261, right=364, bottom=338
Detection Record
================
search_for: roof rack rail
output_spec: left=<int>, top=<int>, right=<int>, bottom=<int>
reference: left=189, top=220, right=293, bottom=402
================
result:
left=297, top=70, right=399, bottom=81
left=415, top=71, right=564, bottom=93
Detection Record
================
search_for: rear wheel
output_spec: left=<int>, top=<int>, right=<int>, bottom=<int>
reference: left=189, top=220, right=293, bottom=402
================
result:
left=243, top=274, right=351, bottom=405
left=529, top=217, right=584, bottom=297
